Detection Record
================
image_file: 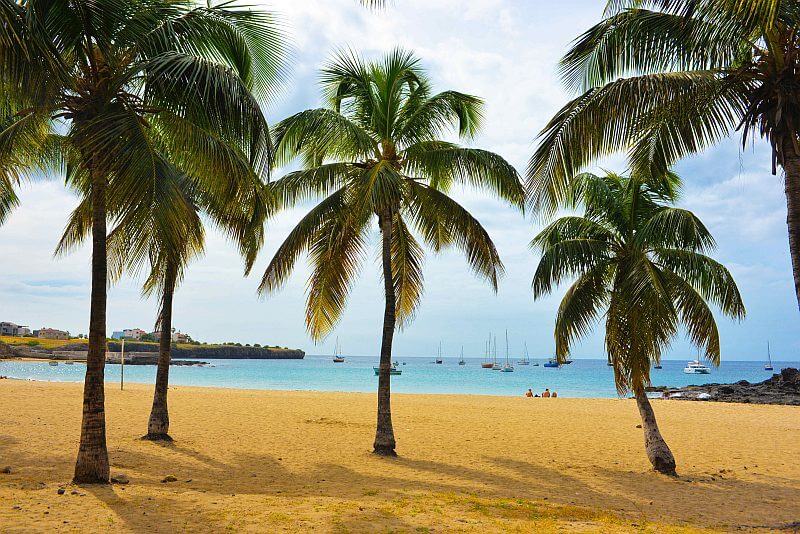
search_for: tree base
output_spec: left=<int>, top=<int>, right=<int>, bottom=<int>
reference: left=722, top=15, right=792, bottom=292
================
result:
left=652, top=461, right=677, bottom=477
left=72, top=475, right=110, bottom=485
left=372, top=445, right=397, bottom=457
left=141, top=433, right=174, bottom=442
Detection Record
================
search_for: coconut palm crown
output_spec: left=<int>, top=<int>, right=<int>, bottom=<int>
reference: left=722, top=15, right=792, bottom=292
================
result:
left=0, top=0, right=284, bottom=483
left=532, top=170, right=745, bottom=473
left=260, top=49, right=524, bottom=455
left=527, top=0, right=800, bottom=311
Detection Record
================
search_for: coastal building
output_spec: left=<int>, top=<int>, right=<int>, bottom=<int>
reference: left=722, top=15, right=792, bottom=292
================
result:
left=36, top=327, right=70, bottom=340
left=0, top=322, right=30, bottom=336
left=111, top=331, right=124, bottom=340
left=120, top=328, right=147, bottom=340
left=152, top=329, right=191, bottom=343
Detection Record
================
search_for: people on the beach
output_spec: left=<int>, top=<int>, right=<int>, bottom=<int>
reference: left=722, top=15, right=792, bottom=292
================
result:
left=542, top=388, right=550, bottom=398
left=551, top=391, right=558, bottom=398
left=525, top=389, right=533, bottom=397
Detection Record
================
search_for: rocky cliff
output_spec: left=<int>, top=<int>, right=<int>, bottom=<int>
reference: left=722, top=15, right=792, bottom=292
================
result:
left=648, top=367, right=800, bottom=405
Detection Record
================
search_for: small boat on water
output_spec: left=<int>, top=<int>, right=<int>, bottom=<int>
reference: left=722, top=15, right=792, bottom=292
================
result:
left=683, top=359, right=710, bottom=374
left=481, top=336, right=494, bottom=368
left=332, top=337, right=345, bottom=363
left=518, top=343, right=530, bottom=365
left=543, top=359, right=560, bottom=368
left=434, top=342, right=443, bottom=364
left=458, top=346, right=466, bottom=366
left=654, top=362, right=663, bottom=369
left=48, top=361, right=58, bottom=366
left=765, top=341, right=774, bottom=371
left=501, top=331, right=514, bottom=372
left=491, top=335, right=502, bottom=370
left=373, top=363, right=402, bottom=376
left=64, top=361, right=74, bottom=365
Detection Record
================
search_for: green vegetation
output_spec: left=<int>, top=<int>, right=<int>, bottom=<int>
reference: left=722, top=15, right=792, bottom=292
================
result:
left=531, top=170, right=745, bottom=474
left=1, top=0, right=284, bottom=483
left=528, top=0, right=800, bottom=311
left=259, top=49, right=523, bottom=455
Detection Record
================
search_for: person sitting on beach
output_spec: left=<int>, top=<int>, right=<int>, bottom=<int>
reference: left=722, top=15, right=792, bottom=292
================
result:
left=542, top=388, right=550, bottom=398
left=551, top=391, right=558, bottom=398
left=525, top=389, right=533, bottom=397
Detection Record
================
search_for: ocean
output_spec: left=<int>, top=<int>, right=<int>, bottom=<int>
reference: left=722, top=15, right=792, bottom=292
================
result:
left=2, top=356, right=797, bottom=398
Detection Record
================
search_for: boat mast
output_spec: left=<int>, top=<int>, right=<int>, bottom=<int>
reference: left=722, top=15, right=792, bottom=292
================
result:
left=505, top=330, right=509, bottom=364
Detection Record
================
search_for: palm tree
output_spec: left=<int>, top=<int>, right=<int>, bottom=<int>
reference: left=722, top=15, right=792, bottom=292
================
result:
left=58, top=160, right=267, bottom=441
left=0, top=0, right=284, bottom=483
left=531, top=170, right=745, bottom=475
left=527, top=0, right=800, bottom=311
left=259, top=49, right=523, bottom=456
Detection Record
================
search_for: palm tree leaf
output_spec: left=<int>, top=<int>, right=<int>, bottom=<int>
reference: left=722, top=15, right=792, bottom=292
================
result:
left=406, top=180, right=503, bottom=290
left=271, top=108, right=379, bottom=167
left=391, top=213, right=425, bottom=328
left=404, top=142, right=524, bottom=207
left=527, top=71, right=743, bottom=214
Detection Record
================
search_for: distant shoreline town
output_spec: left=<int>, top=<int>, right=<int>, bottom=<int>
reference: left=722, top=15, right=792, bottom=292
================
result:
left=0, top=320, right=304, bottom=361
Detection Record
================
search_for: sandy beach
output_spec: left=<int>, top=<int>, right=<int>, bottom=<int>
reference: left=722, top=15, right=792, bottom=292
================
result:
left=0, top=380, right=798, bottom=532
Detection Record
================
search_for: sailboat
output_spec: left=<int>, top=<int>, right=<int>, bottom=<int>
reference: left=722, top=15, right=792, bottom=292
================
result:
left=517, top=342, right=530, bottom=365
left=544, top=351, right=560, bottom=368
left=458, top=346, right=466, bottom=365
left=491, top=335, right=502, bottom=370
left=501, top=331, right=514, bottom=372
left=435, top=342, right=443, bottom=364
left=332, top=337, right=345, bottom=363
left=765, top=341, right=774, bottom=371
left=481, top=335, right=494, bottom=368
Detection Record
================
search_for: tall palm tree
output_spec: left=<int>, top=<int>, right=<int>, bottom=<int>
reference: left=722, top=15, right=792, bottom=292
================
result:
left=0, top=0, right=283, bottom=483
left=531, top=170, right=745, bottom=475
left=527, top=0, right=800, bottom=311
left=58, top=160, right=268, bottom=441
left=259, top=49, right=523, bottom=456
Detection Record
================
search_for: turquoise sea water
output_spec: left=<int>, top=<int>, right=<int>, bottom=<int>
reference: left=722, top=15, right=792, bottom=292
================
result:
left=1, top=356, right=797, bottom=398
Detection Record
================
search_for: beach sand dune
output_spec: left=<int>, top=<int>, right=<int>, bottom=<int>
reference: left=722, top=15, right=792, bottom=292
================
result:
left=0, top=381, right=798, bottom=532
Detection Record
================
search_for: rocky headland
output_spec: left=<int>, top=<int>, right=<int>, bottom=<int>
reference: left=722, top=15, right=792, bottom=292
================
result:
left=647, top=367, right=800, bottom=405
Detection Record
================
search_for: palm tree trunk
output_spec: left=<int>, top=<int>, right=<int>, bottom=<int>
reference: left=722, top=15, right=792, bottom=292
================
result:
left=143, top=262, right=177, bottom=441
left=781, top=138, right=800, bottom=312
left=373, top=209, right=397, bottom=456
left=73, top=165, right=110, bottom=484
left=634, top=386, right=676, bottom=476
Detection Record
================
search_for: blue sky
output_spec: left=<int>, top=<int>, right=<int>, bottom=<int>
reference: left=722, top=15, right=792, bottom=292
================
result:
left=0, top=0, right=796, bottom=360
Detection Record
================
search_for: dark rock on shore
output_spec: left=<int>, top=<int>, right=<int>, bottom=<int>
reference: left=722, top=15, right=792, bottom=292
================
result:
left=650, top=367, right=800, bottom=406
left=0, top=342, right=19, bottom=359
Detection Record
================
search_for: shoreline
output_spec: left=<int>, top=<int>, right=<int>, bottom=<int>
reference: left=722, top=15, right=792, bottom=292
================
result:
left=1, top=380, right=799, bottom=532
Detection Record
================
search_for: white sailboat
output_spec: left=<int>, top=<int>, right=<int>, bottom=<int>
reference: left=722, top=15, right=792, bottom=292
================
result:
left=435, top=342, right=443, bottom=364
left=501, top=330, right=514, bottom=372
left=517, top=342, right=530, bottom=365
left=684, top=348, right=711, bottom=374
left=765, top=341, right=774, bottom=371
left=491, top=335, right=501, bottom=370
left=332, top=337, right=345, bottom=363
left=458, top=346, right=466, bottom=365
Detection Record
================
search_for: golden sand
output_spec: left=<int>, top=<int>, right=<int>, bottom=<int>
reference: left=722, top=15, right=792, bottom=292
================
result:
left=0, top=380, right=798, bottom=532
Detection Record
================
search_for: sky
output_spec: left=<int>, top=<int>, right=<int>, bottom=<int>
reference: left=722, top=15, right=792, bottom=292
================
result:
left=0, top=0, right=797, bottom=360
